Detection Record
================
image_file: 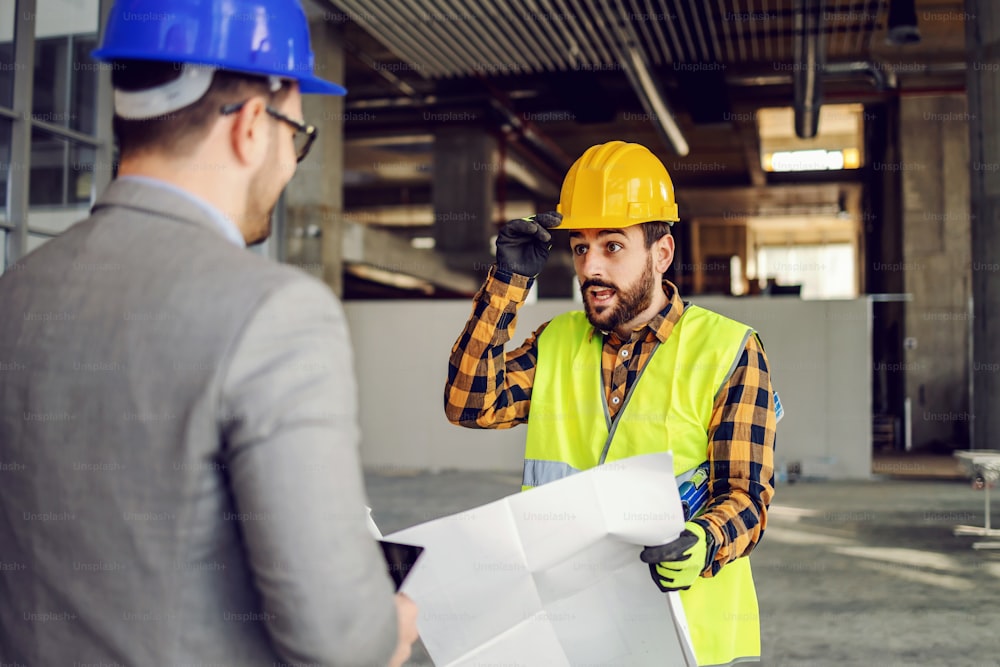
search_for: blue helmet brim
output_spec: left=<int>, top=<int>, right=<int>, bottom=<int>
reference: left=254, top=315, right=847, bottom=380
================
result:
left=90, top=50, right=347, bottom=97
left=298, top=75, right=347, bottom=97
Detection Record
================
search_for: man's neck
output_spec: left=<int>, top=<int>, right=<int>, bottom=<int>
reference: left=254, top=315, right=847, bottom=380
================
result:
left=118, top=156, right=247, bottom=234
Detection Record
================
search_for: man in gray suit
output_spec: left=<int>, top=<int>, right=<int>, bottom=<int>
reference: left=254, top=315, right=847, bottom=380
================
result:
left=0, top=2, right=417, bottom=665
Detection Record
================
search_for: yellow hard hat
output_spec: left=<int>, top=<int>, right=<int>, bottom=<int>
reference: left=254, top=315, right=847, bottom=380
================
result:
left=555, top=141, right=679, bottom=229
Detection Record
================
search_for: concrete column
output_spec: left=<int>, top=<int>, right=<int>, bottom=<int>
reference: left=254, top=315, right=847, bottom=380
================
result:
left=967, top=0, right=1000, bottom=450
left=899, top=94, right=972, bottom=450
left=864, top=101, right=906, bottom=435
left=433, top=128, right=496, bottom=277
left=283, top=15, right=345, bottom=296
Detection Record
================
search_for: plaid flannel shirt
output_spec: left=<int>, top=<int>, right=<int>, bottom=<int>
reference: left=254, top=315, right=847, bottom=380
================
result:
left=444, top=266, right=777, bottom=575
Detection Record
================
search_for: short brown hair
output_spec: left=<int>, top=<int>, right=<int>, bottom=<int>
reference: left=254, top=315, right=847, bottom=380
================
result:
left=641, top=221, right=673, bottom=248
left=111, top=60, right=287, bottom=158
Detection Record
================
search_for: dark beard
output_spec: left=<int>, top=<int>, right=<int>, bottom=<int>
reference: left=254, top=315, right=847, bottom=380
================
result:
left=581, top=255, right=655, bottom=333
left=244, top=208, right=274, bottom=247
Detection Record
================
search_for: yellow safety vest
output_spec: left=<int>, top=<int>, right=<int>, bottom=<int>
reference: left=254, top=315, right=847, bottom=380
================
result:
left=523, top=306, right=761, bottom=667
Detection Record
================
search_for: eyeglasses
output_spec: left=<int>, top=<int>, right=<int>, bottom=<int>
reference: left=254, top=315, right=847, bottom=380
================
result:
left=220, top=100, right=318, bottom=163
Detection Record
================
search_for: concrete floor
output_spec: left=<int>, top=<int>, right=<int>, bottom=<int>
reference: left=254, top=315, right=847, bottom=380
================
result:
left=365, top=469, right=1000, bottom=667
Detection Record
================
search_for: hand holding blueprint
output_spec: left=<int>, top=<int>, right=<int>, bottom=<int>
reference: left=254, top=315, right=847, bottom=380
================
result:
left=383, top=452, right=697, bottom=666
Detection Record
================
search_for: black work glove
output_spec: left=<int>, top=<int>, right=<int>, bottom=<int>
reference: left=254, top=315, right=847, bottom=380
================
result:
left=495, top=211, right=562, bottom=277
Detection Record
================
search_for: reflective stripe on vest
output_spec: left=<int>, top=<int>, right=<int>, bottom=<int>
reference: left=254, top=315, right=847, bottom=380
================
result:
left=522, top=459, right=580, bottom=488
left=523, top=306, right=760, bottom=666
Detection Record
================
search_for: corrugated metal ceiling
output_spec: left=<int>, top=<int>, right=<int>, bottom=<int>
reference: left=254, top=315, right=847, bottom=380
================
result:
left=330, top=0, right=888, bottom=78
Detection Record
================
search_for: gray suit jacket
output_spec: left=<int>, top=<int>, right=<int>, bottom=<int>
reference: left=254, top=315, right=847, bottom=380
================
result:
left=0, top=179, right=397, bottom=666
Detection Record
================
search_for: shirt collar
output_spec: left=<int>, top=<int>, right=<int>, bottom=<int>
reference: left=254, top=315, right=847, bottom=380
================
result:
left=116, top=175, right=246, bottom=248
left=646, top=279, right=686, bottom=343
left=589, top=279, right=686, bottom=345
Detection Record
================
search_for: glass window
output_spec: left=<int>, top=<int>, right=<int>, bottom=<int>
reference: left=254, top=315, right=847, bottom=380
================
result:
left=35, top=0, right=99, bottom=39
left=30, top=128, right=64, bottom=206
left=31, top=0, right=100, bottom=133
left=71, top=35, right=98, bottom=135
left=71, top=143, right=97, bottom=204
left=32, top=37, right=70, bottom=127
left=0, top=118, right=11, bottom=212
left=29, top=128, right=96, bottom=208
left=32, top=35, right=99, bottom=134
left=0, top=0, right=14, bottom=108
left=757, top=244, right=857, bottom=299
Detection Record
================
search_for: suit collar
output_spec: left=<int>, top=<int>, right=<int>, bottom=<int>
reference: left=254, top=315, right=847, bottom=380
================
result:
left=92, top=177, right=246, bottom=247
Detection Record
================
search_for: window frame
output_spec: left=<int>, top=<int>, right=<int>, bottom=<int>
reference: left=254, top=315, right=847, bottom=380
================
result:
left=2, top=0, right=114, bottom=270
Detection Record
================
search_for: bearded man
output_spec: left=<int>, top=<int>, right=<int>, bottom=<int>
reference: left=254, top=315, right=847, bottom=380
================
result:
left=444, top=141, right=778, bottom=667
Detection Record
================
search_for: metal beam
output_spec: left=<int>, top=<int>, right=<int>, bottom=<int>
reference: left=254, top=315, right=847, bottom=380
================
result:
left=503, top=152, right=561, bottom=200
left=677, top=182, right=863, bottom=218
left=31, top=119, right=102, bottom=147
left=341, top=220, right=480, bottom=294
left=8, top=0, right=37, bottom=264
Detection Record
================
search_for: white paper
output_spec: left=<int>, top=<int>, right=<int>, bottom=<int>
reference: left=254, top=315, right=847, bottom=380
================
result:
left=365, top=505, right=383, bottom=539
left=384, top=452, right=696, bottom=666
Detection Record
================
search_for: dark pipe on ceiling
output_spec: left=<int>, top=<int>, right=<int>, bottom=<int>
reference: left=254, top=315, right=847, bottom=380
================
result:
left=887, top=0, right=921, bottom=46
left=793, top=0, right=827, bottom=139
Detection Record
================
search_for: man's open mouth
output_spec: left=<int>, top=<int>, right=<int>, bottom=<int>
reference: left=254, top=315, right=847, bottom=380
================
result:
left=590, top=287, right=616, bottom=304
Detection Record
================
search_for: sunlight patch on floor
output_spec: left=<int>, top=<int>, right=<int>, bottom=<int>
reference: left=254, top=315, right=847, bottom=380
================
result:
left=852, top=559, right=974, bottom=591
left=761, top=526, right=854, bottom=546
left=832, top=546, right=958, bottom=572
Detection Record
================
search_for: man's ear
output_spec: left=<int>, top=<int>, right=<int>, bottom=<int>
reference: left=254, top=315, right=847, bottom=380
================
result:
left=653, top=232, right=675, bottom=274
left=230, top=97, right=269, bottom=166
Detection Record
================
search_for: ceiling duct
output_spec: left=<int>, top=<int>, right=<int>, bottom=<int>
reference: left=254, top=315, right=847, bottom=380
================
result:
left=887, top=0, right=921, bottom=46
left=793, top=0, right=827, bottom=139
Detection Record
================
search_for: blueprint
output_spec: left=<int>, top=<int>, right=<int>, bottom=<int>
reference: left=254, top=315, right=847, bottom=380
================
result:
left=383, top=452, right=697, bottom=667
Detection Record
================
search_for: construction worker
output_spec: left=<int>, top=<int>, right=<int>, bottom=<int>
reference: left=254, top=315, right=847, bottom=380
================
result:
left=444, top=141, right=777, bottom=666
left=0, top=1, right=416, bottom=665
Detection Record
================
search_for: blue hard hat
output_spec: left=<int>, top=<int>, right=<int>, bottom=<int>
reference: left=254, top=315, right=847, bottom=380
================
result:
left=92, top=0, right=345, bottom=96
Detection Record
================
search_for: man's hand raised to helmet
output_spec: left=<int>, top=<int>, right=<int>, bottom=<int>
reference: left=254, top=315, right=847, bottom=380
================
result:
left=495, top=211, right=562, bottom=278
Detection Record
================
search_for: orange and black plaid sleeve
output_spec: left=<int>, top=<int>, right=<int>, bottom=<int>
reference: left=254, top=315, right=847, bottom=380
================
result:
left=444, top=267, right=545, bottom=429
left=693, top=333, right=777, bottom=576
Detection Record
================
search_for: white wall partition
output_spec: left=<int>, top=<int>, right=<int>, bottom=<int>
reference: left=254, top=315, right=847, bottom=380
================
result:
left=344, top=296, right=873, bottom=480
